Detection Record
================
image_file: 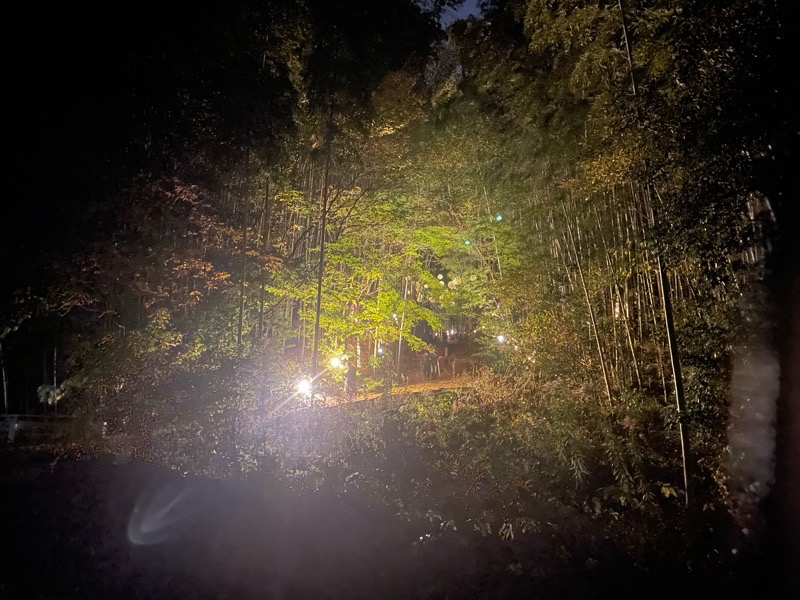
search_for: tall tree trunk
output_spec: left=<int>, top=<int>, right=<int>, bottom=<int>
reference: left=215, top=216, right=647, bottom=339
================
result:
left=53, top=343, right=57, bottom=415
left=42, top=347, right=48, bottom=413
left=258, top=180, right=272, bottom=338
left=656, top=252, right=692, bottom=507
left=617, top=0, right=637, bottom=96
left=647, top=184, right=692, bottom=507
left=311, top=134, right=332, bottom=385
left=237, top=196, right=248, bottom=356
left=397, top=276, right=409, bottom=377
left=0, top=341, right=8, bottom=414
left=311, top=193, right=328, bottom=380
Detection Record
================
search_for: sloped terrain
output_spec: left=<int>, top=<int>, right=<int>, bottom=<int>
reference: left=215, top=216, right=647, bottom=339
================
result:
left=0, top=450, right=785, bottom=600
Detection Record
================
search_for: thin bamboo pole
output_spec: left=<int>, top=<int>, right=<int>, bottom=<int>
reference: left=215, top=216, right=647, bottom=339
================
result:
left=561, top=199, right=614, bottom=407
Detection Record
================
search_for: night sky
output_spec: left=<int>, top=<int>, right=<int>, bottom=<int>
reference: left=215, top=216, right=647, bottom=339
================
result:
left=441, top=0, right=482, bottom=25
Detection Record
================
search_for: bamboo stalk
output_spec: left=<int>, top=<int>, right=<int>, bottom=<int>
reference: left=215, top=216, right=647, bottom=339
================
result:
left=561, top=199, right=614, bottom=407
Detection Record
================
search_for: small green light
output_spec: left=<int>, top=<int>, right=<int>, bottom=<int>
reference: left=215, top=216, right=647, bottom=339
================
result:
left=496, top=214, right=503, bottom=222
left=465, top=240, right=471, bottom=245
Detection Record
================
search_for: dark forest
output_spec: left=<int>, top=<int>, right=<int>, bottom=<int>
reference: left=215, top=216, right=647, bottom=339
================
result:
left=2, top=1, right=798, bottom=598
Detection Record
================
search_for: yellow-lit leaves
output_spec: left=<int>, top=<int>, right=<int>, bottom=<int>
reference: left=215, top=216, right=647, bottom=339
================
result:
left=660, top=484, right=678, bottom=498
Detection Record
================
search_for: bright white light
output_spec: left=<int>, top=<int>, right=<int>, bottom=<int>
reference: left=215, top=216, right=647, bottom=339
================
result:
left=377, top=346, right=383, bottom=355
left=297, top=379, right=312, bottom=396
left=496, top=335, right=506, bottom=344
left=330, top=357, right=342, bottom=368
left=496, top=214, right=503, bottom=222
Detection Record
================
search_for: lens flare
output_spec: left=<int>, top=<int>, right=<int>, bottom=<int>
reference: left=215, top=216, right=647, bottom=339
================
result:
left=297, top=379, right=312, bottom=396
left=128, top=481, right=199, bottom=545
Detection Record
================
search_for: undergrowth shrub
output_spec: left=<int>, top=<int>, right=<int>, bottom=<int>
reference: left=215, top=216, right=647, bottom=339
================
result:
left=243, top=366, right=709, bottom=541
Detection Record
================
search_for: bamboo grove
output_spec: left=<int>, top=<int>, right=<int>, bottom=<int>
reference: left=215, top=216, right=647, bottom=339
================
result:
left=2, top=0, right=796, bottom=525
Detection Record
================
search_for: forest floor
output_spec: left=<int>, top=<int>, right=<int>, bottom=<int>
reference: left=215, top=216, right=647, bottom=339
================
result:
left=1, top=448, right=793, bottom=600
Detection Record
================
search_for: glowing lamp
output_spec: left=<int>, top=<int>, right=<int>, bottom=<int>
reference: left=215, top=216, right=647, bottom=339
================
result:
left=297, top=379, right=312, bottom=396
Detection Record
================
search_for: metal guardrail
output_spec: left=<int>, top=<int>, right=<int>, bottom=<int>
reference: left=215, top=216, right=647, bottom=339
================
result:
left=2, top=414, right=105, bottom=445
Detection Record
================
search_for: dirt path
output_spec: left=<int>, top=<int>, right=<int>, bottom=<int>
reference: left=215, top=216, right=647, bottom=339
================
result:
left=325, top=375, right=478, bottom=407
